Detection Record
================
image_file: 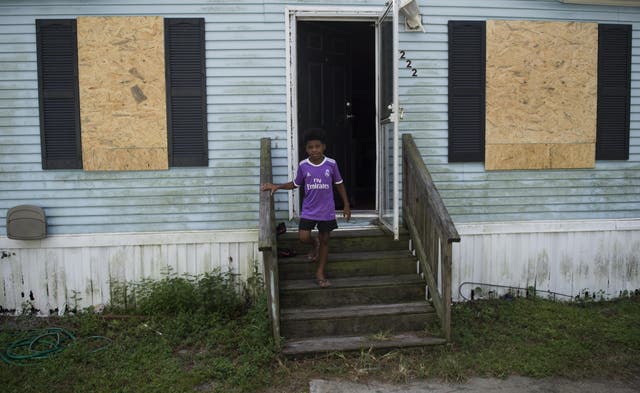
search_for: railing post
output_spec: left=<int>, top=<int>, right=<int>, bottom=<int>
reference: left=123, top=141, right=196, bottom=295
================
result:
left=258, top=137, right=280, bottom=346
left=442, top=241, right=453, bottom=341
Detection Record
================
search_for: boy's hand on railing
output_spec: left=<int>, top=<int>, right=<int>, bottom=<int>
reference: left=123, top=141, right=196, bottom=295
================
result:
left=261, top=183, right=278, bottom=195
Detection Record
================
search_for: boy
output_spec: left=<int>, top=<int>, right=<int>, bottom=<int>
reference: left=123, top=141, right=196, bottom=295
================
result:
left=261, top=129, right=351, bottom=288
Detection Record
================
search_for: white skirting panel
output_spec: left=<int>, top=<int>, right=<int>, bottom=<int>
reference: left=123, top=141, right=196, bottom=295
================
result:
left=0, top=230, right=261, bottom=314
left=452, top=219, right=640, bottom=301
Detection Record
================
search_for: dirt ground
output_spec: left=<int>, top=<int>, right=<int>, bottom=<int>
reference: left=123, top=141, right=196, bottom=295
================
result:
left=308, top=376, right=640, bottom=393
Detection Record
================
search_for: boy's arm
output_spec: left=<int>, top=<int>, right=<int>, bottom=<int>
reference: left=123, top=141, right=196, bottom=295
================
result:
left=335, top=183, right=351, bottom=222
left=261, top=181, right=295, bottom=195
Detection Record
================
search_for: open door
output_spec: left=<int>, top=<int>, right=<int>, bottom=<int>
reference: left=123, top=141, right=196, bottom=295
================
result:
left=296, top=20, right=377, bottom=214
left=377, top=0, right=400, bottom=239
left=286, top=5, right=395, bottom=223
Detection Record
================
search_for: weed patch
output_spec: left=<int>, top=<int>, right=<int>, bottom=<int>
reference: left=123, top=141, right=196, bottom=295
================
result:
left=0, top=269, right=276, bottom=393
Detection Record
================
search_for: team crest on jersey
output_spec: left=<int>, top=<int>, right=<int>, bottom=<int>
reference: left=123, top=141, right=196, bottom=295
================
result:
left=325, top=169, right=330, bottom=178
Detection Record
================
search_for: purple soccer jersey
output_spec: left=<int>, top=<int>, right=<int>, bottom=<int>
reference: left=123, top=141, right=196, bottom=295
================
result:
left=294, top=157, right=343, bottom=221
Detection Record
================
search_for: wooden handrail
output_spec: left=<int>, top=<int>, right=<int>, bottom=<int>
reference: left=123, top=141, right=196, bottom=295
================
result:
left=258, top=137, right=280, bottom=346
left=402, top=134, right=460, bottom=341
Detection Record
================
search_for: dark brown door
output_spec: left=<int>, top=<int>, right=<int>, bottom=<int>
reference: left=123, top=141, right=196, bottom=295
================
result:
left=297, top=21, right=376, bottom=211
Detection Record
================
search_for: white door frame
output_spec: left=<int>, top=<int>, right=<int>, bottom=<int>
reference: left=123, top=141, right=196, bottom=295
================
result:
left=376, top=0, right=400, bottom=239
left=284, top=5, right=385, bottom=220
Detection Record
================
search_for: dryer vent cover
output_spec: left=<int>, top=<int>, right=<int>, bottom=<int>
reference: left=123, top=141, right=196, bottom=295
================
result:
left=6, top=205, right=47, bottom=240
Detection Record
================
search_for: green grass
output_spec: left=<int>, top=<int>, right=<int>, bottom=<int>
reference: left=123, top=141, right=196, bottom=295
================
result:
left=425, top=296, right=640, bottom=381
left=0, top=269, right=276, bottom=393
left=267, top=296, right=640, bottom=391
left=2, top=280, right=639, bottom=393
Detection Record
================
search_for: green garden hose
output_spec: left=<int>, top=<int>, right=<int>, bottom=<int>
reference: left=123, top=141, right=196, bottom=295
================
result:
left=0, top=327, right=111, bottom=366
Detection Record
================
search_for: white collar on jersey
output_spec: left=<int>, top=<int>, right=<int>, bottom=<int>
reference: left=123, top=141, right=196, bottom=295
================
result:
left=304, top=156, right=328, bottom=167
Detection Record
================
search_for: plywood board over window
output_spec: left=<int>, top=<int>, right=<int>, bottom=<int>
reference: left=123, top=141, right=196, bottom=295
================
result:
left=77, top=16, right=168, bottom=171
left=485, top=20, right=598, bottom=170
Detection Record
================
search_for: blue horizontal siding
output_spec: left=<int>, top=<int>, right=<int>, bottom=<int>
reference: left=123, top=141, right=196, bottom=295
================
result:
left=0, top=0, right=295, bottom=235
left=403, top=0, right=640, bottom=223
left=0, top=0, right=639, bottom=235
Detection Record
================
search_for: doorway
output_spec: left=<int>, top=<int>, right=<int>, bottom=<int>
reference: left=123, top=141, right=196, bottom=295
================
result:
left=296, top=21, right=376, bottom=211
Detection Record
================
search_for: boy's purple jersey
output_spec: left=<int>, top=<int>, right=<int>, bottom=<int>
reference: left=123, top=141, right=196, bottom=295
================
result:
left=294, top=156, right=343, bottom=221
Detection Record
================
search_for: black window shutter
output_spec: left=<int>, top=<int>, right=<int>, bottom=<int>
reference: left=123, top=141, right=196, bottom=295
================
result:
left=165, top=18, right=209, bottom=167
left=597, top=24, right=631, bottom=160
left=448, top=21, right=486, bottom=163
left=36, top=19, right=82, bottom=169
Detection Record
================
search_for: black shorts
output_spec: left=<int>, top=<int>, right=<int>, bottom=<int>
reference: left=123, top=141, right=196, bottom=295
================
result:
left=299, top=218, right=338, bottom=233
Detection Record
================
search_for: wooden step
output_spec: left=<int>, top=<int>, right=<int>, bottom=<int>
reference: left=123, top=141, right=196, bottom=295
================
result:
left=282, top=331, right=447, bottom=356
left=278, top=250, right=417, bottom=280
left=275, top=226, right=444, bottom=355
left=279, top=274, right=425, bottom=308
left=280, top=301, right=436, bottom=339
left=277, top=228, right=409, bottom=253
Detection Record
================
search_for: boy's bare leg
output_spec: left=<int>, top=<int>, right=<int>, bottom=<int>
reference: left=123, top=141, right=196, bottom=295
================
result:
left=298, top=229, right=319, bottom=261
left=316, top=231, right=331, bottom=287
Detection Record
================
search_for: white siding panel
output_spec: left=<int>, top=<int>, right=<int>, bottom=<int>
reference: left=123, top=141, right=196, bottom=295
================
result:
left=0, top=230, right=260, bottom=313
left=453, top=220, right=640, bottom=301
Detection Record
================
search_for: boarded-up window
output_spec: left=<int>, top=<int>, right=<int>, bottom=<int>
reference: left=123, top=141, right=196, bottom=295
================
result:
left=597, top=24, right=631, bottom=160
left=448, top=21, right=631, bottom=164
left=78, top=16, right=168, bottom=171
left=35, top=17, right=209, bottom=170
left=485, top=21, right=598, bottom=171
left=165, top=18, right=209, bottom=167
left=448, top=21, right=486, bottom=163
left=36, top=19, right=82, bottom=169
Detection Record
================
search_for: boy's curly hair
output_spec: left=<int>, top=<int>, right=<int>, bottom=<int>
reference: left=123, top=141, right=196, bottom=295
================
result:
left=303, top=128, right=326, bottom=145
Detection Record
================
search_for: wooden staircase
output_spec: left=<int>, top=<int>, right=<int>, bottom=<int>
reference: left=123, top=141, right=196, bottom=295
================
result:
left=276, top=228, right=446, bottom=356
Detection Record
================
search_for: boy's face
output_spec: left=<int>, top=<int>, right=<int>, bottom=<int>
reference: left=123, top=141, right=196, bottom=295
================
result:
left=305, top=139, right=326, bottom=162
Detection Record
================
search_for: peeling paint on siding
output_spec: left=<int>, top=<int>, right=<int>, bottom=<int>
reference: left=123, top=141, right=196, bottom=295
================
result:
left=0, top=231, right=260, bottom=314
left=453, top=220, right=640, bottom=301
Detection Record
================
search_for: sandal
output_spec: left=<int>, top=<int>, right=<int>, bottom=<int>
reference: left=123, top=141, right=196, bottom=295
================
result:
left=278, top=248, right=296, bottom=258
left=316, top=278, right=331, bottom=288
